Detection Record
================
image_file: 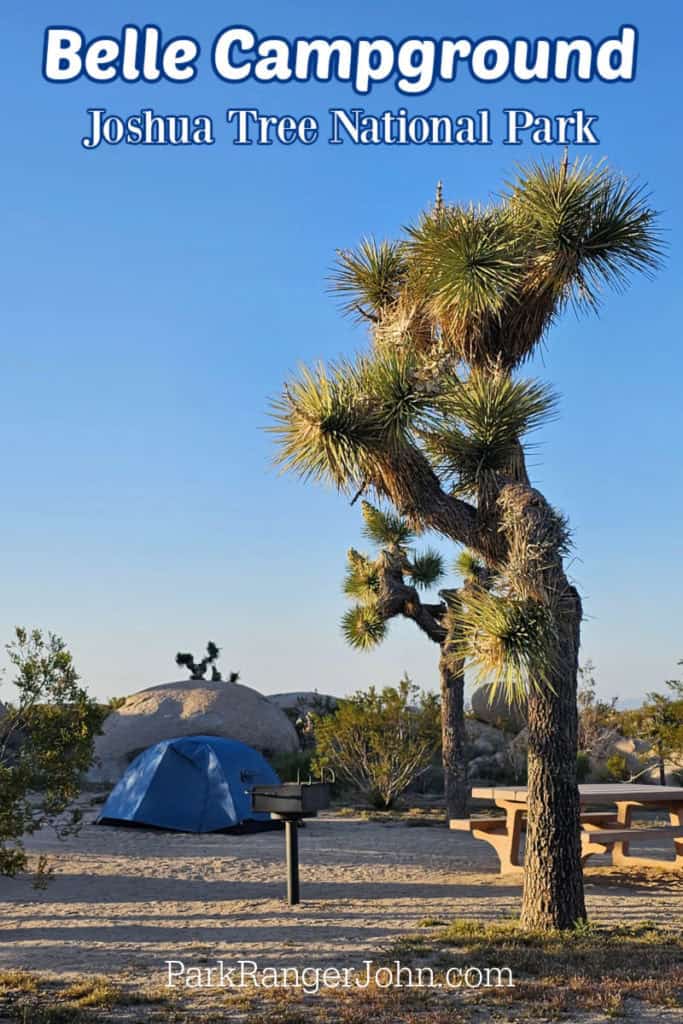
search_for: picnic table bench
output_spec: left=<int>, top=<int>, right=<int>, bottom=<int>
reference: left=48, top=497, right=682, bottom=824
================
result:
left=451, top=784, right=683, bottom=874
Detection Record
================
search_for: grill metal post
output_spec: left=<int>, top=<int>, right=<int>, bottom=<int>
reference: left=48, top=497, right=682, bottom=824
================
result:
left=251, top=781, right=333, bottom=905
left=284, top=818, right=300, bottom=905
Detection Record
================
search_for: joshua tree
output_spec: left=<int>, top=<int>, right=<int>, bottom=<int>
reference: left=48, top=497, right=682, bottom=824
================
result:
left=175, top=641, right=224, bottom=680
left=342, top=499, right=490, bottom=818
left=270, top=158, right=660, bottom=929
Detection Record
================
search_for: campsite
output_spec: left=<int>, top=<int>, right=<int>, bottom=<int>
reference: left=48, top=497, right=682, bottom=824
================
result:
left=2, top=3, right=683, bottom=1023
left=1, top=650, right=682, bottom=1021
left=2, top=148, right=683, bottom=1016
left=2, top=148, right=683, bottom=1017
left=2, top=784, right=683, bottom=1020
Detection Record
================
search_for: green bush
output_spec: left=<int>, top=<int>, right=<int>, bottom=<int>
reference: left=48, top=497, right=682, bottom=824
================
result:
left=311, top=676, right=440, bottom=809
left=0, top=628, right=105, bottom=880
left=269, top=750, right=314, bottom=783
left=606, top=753, right=630, bottom=781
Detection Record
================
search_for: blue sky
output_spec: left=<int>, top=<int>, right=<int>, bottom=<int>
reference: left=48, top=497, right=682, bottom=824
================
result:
left=0, top=0, right=680, bottom=705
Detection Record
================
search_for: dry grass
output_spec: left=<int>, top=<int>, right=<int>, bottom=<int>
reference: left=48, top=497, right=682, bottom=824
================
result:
left=426, top=918, right=682, bottom=1013
left=1, top=973, right=171, bottom=1024
left=1, top=919, right=680, bottom=1023
left=0, top=971, right=40, bottom=996
left=59, top=978, right=119, bottom=1009
left=329, top=805, right=447, bottom=824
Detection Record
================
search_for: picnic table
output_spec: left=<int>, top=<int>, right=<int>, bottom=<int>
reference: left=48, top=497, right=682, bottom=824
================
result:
left=451, top=784, right=683, bottom=874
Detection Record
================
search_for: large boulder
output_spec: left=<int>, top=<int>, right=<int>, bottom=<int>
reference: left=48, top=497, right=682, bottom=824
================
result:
left=588, top=729, right=655, bottom=779
left=465, top=719, right=506, bottom=757
left=470, top=684, right=526, bottom=732
left=467, top=751, right=507, bottom=782
left=467, top=725, right=528, bottom=784
left=88, top=679, right=299, bottom=784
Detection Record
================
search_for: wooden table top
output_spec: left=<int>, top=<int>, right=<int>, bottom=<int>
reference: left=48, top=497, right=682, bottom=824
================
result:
left=472, top=784, right=683, bottom=804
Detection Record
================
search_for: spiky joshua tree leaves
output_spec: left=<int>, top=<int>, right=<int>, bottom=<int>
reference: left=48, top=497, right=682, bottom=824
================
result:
left=270, top=157, right=661, bottom=930
left=341, top=499, right=481, bottom=819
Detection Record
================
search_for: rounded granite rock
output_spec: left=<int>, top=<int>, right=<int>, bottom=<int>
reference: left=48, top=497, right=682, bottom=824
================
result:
left=88, top=679, right=300, bottom=784
left=470, top=683, right=527, bottom=732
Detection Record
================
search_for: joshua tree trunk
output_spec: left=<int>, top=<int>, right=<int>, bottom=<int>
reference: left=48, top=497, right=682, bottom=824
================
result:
left=439, top=648, right=469, bottom=819
left=363, top=547, right=473, bottom=822
left=521, top=587, right=586, bottom=930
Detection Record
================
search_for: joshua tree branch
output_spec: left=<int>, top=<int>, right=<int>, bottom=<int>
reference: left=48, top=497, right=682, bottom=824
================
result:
left=373, top=443, right=503, bottom=562
left=375, top=552, right=447, bottom=644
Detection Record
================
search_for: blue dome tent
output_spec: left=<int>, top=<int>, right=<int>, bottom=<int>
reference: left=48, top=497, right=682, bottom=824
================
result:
left=96, top=735, right=281, bottom=833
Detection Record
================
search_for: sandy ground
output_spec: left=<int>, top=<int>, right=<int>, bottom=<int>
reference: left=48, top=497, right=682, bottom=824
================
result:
left=1, top=809, right=682, bottom=994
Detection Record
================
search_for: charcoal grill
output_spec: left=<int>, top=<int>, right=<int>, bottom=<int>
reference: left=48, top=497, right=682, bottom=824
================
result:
left=251, top=776, right=332, bottom=905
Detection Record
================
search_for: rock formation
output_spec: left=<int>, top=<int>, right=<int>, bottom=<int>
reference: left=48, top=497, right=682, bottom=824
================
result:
left=88, top=678, right=299, bottom=784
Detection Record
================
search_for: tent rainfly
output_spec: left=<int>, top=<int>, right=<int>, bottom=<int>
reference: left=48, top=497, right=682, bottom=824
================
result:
left=97, top=735, right=280, bottom=833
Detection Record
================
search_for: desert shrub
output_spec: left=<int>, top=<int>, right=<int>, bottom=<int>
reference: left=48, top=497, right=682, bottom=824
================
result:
left=605, top=753, right=630, bottom=781
left=619, top=669, right=683, bottom=784
left=576, top=751, right=591, bottom=783
left=269, top=750, right=314, bottom=782
left=0, top=628, right=104, bottom=880
left=312, top=676, right=440, bottom=809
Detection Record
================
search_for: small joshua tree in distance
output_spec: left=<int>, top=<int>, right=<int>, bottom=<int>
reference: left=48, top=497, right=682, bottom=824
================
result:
left=175, top=643, right=241, bottom=684
left=175, top=641, right=240, bottom=682
left=175, top=641, right=221, bottom=680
